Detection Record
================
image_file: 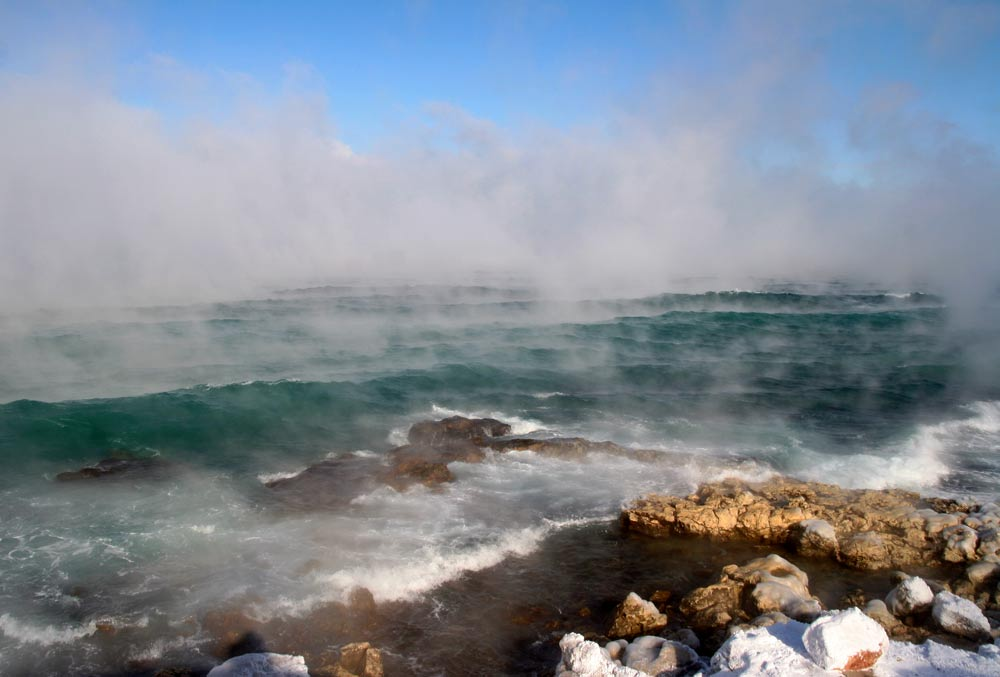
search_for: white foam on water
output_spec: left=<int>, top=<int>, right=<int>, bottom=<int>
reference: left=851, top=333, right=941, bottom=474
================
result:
left=0, top=613, right=97, bottom=645
left=794, top=400, right=1000, bottom=494
left=316, top=517, right=604, bottom=604
left=428, top=403, right=547, bottom=436
left=257, top=469, right=306, bottom=484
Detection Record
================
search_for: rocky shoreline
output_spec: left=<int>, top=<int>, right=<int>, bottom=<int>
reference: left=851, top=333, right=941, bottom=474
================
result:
left=53, top=416, right=1000, bottom=675
left=559, top=477, right=1000, bottom=676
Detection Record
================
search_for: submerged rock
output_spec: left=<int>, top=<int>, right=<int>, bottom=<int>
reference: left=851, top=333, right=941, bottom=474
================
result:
left=607, top=592, right=668, bottom=639
left=55, top=456, right=171, bottom=482
left=487, top=436, right=660, bottom=462
left=206, top=653, right=309, bottom=677
left=264, top=453, right=383, bottom=509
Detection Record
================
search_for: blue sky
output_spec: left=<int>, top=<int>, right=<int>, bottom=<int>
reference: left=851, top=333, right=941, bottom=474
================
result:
left=3, top=1, right=998, bottom=153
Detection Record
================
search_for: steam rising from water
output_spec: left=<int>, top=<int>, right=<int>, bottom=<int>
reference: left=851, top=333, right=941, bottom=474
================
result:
left=1, top=5, right=999, bottom=312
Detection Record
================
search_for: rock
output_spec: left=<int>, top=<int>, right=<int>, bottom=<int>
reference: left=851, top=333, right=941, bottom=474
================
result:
left=802, top=608, right=889, bottom=671
left=975, top=526, right=1000, bottom=559
left=556, top=633, right=645, bottom=677
left=622, top=477, right=972, bottom=571
left=607, top=592, right=668, bottom=639
left=380, top=446, right=456, bottom=491
left=55, top=456, right=171, bottom=482
left=621, top=636, right=699, bottom=675
left=664, top=627, right=700, bottom=650
left=839, top=587, right=867, bottom=609
left=206, top=653, right=309, bottom=677
left=264, top=453, right=383, bottom=509
left=708, top=617, right=1000, bottom=677
left=865, top=599, right=903, bottom=632
left=790, top=519, right=838, bottom=558
left=965, top=503, right=1000, bottom=530
left=487, top=436, right=659, bottom=462
left=680, top=554, right=821, bottom=632
left=336, top=642, right=383, bottom=677
left=710, top=620, right=824, bottom=675
left=407, top=416, right=511, bottom=446
left=604, top=639, right=628, bottom=661
left=839, top=532, right=891, bottom=570
left=967, top=561, right=1000, bottom=586
left=932, top=591, right=992, bottom=641
left=885, top=576, right=934, bottom=617
left=942, top=525, right=979, bottom=563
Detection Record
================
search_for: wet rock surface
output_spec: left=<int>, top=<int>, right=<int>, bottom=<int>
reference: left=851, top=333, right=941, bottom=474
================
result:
left=55, top=455, right=173, bottom=482
left=261, top=416, right=669, bottom=510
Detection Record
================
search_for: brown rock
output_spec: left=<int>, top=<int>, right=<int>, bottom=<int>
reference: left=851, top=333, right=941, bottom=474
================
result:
left=680, top=554, right=821, bottom=632
left=407, top=416, right=511, bottom=445
left=623, top=476, right=977, bottom=571
left=607, top=592, right=668, bottom=639
left=337, top=642, right=384, bottom=677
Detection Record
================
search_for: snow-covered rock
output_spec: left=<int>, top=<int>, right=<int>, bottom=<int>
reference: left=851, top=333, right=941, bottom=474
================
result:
left=207, top=652, right=309, bottom=677
left=710, top=620, right=827, bottom=676
left=885, top=576, right=934, bottom=617
left=701, top=618, right=1000, bottom=676
left=556, top=633, right=645, bottom=677
left=802, top=608, right=888, bottom=671
left=942, top=525, right=979, bottom=563
left=931, top=591, right=991, bottom=641
left=875, top=638, right=1000, bottom=676
left=621, top=636, right=698, bottom=675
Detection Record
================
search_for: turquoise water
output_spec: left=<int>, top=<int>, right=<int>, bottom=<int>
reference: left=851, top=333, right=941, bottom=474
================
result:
left=0, top=284, right=998, bottom=674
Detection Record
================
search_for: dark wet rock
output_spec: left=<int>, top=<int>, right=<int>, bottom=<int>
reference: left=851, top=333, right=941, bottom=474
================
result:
left=380, top=439, right=488, bottom=490
left=380, top=447, right=455, bottom=491
left=55, top=455, right=172, bottom=482
left=407, top=415, right=511, bottom=446
left=487, top=436, right=660, bottom=462
left=265, top=454, right=383, bottom=509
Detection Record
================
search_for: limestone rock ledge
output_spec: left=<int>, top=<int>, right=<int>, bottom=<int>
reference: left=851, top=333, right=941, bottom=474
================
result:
left=621, top=477, right=1000, bottom=571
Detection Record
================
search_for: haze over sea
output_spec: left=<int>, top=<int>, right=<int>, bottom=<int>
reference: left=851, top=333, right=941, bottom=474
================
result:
left=1, top=280, right=999, bottom=673
left=1, top=1, right=1000, bottom=674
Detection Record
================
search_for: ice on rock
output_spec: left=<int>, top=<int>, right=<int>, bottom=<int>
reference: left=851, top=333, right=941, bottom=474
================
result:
left=206, top=653, right=309, bottom=677
left=557, top=633, right=645, bottom=677
left=802, top=608, right=888, bottom=671
left=931, top=591, right=991, bottom=641
left=885, top=576, right=934, bottom=617
left=710, top=620, right=828, bottom=676
left=621, top=636, right=699, bottom=675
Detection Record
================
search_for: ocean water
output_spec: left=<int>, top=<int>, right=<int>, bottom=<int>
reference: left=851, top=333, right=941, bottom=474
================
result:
left=1, top=283, right=998, bottom=674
